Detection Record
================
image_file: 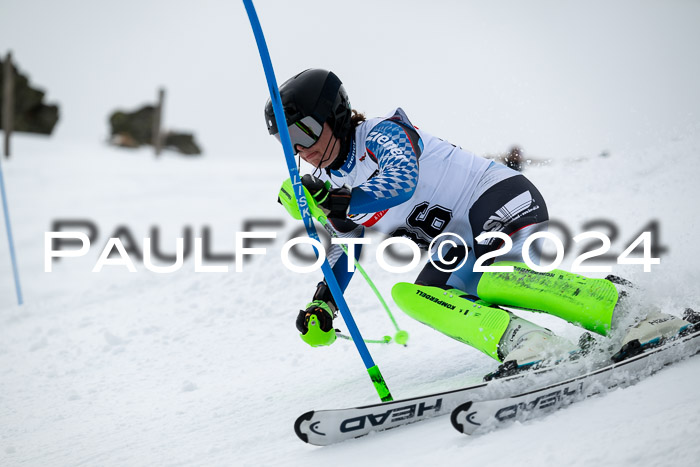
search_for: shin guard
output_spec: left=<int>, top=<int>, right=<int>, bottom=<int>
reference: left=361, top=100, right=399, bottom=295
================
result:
left=391, top=283, right=511, bottom=361
left=476, top=261, right=618, bottom=335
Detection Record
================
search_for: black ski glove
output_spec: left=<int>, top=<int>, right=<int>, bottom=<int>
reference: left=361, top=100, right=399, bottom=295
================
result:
left=301, top=174, right=352, bottom=219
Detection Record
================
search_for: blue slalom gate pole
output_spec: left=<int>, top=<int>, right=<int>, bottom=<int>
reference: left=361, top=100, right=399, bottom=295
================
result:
left=243, top=0, right=392, bottom=402
left=0, top=158, right=23, bottom=305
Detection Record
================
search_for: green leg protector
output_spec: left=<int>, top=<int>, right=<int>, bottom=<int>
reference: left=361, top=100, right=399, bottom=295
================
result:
left=476, top=261, right=618, bottom=335
left=391, top=282, right=511, bottom=361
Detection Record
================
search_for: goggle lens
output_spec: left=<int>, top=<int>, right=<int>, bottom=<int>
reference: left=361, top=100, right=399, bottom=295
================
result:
left=274, top=116, right=323, bottom=153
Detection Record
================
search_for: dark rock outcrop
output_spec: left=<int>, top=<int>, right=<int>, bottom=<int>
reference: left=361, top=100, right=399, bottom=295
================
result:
left=0, top=58, right=59, bottom=135
left=108, top=105, right=202, bottom=155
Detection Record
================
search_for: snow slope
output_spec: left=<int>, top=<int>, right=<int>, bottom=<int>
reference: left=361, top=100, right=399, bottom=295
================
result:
left=3, top=131, right=700, bottom=467
left=1, top=1, right=700, bottom=466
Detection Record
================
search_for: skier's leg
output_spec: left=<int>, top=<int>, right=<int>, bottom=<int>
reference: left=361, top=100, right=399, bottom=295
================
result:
left=392, top=281, right=578, bottom=365
left=465, top=177, right=619, bottom=336
left=391, top=282, right=509, bottom=360
left=476, top=259, right=619, bottom=336
left=393, top=282, right=574, bottom=362
left=401, top=170, right=613, bottom=364
left=476, top=246, right=693, bottom=344
left=400, top=241, right=576, bottom=364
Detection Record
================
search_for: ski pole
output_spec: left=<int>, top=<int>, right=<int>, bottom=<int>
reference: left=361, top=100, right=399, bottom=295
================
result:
left=0, top=156, right=23, bottom=305
left=316, top=217, right=409, bottom=346
left=243, top=0, right=393, bottom=402
left=337, top=333, right=392, bottom=344
left=278, top=178, right=409, bottom=346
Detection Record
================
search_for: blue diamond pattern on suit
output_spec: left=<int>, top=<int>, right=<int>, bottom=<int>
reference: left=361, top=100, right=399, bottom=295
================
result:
left=359, top=120, right=419, bottom=203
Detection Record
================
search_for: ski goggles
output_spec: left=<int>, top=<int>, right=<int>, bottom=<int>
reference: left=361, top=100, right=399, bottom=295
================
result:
left=274, top=116, right=324, bottom=153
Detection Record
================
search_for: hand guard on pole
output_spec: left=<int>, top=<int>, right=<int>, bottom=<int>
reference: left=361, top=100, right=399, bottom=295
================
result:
left=297, top=300, right=337, bottom=347
left=296, top=281, right=338, bottom=347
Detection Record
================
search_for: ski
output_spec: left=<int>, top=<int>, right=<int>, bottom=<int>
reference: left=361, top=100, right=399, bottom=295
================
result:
left=295, top=381, right=485, bottom=446
left=294, top=348, right=611, bottom=445
left=451, top=327, right=700, bottom=436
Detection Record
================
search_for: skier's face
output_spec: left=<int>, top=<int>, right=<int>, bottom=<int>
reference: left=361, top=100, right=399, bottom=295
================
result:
left=296, top=122, right=340, bottom=169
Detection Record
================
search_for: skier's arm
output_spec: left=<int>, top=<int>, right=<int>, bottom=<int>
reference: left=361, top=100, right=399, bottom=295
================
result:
left=296, top=219, right=364, bottom=347
left=325, top=218, right=365, bottom=293
left=347, top=119, right=422, bottom=215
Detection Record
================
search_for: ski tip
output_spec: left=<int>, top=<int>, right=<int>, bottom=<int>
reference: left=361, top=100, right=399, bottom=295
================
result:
left=294, top=410, right=315, bottom=443
left=450, top=401, right=473, bottom=434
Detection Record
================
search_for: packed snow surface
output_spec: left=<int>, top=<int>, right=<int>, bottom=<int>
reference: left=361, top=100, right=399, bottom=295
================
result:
left=1, top=1, right=700, bottom=466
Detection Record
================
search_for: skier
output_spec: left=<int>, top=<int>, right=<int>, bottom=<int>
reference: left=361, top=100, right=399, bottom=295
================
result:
left=266, top=68, right=694, bottom=371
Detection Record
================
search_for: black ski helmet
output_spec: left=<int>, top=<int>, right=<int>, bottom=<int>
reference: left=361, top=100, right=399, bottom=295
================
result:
left=264, top=69, right=352, bottom=150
